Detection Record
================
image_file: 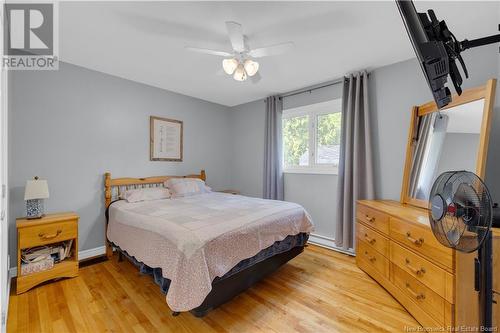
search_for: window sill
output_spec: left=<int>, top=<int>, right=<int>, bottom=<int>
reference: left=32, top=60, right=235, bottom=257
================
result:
left=283, top=169, right=338, bottom=175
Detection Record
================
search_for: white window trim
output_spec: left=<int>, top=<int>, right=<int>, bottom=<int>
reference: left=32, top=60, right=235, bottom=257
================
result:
left=282, top=99, right=342, bottom=175
left=283, top=167, right=339, bottom=175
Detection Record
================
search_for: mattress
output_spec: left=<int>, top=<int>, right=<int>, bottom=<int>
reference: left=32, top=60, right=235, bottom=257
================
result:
left=107, top=192, right=313, bottom=311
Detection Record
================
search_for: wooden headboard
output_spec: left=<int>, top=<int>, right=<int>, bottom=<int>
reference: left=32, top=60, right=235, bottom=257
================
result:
left=104, top=170, right=206, bottom=208
left=103, top=169, right=206, bottom=258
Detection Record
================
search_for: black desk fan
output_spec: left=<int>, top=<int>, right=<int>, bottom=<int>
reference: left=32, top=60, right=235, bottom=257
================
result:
left=429, top=171, right=500, bottom=329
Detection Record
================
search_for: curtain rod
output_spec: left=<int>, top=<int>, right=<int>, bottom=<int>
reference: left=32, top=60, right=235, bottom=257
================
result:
left=274, top=71, right=371, bottom=100
left=278, top=77, right=345, bottom=99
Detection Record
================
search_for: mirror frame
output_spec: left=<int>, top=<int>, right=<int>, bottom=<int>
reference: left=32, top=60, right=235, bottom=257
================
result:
left=400, top=78, right=497, bottom=209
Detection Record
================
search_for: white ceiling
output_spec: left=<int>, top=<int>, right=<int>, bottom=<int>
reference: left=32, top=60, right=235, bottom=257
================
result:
left=59, top=1, right=500, bottom=107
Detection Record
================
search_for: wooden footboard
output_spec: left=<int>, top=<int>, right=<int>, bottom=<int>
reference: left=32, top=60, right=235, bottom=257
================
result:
left=104, top=170, right=206, bottom=259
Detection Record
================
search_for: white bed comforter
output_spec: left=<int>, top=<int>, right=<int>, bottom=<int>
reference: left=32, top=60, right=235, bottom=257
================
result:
left=107, top=192, right=313, bottom=311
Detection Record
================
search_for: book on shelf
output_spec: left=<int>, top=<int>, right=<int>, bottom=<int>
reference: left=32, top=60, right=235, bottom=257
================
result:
left=21, top=240, right=74, bottom=275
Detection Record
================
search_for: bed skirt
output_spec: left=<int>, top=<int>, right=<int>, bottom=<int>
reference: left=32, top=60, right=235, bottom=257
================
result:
left=112, top=232, right=309, bottom=315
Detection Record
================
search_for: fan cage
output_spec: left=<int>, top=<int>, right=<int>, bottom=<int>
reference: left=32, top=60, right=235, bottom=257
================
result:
left=428, top=171, right=492, bottom=253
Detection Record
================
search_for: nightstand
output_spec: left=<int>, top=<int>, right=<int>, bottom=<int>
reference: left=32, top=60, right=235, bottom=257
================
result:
left=218, top=189, right=240, bottom=195
left=16, top=212, right=79, bottom=294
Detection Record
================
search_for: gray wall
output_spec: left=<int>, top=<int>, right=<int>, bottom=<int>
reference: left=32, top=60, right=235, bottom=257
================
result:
left=371, top=44, right=500, bottom=201
left=229, top=100, right=266, bottom=198
left=229, top=44, right=500, bottom=241
left=485, top=44, right=500, bottom=201
left=8, top=62, right=232, bottom=261
left=284, top=174, right=337, bottom=238
left=229, top=85, right=342, bottom=240
left=8, top=44, right=500, bottom=263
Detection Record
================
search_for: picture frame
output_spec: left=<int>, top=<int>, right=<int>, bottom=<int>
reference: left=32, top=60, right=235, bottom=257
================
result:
left=150, top=116, right=183, bottom=161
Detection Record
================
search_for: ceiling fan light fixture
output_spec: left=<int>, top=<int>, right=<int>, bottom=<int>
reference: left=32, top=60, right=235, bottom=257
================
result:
left=222, top=58, right=239, bottom=75
left=233, top=64, right=247, bottom=81
left=243, top=59, right=259, bottom=77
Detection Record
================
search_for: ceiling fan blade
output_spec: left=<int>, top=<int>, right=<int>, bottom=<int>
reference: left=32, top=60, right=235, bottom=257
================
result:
left=225, top=21, right=245, bottom=52
left=248, top=42, right=294, bottom=58
left=251, top=71, right=262, bottom=84
left=185, top=47, right=232, bottom=57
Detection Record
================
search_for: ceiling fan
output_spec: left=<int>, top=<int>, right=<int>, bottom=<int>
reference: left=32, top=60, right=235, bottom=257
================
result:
left=185, top=21, right=294, bottom=82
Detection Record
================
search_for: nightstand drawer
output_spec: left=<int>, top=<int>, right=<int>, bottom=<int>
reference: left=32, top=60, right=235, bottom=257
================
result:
left=19, top=220, right=77, bottom=249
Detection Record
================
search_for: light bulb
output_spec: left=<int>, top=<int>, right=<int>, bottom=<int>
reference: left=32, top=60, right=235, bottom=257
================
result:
left=222, top=58, right=238, bottom=75
left=243, top=59, right=259, bottom=76
left=233, top=64, right=247, bottom=81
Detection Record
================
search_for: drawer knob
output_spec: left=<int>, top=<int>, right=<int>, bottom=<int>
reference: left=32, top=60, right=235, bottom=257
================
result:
left=364, top=251, right=376, bottom=262
left=406, top=232, right=424, bottom=246
left=365, top=215, right=375, bottom=223
left=405, top=282, right=425, bottom=300
left=405, top=258, right=426, bottom=276
left=38, top=230, right=62, bottom=240
left=364, top=234, right=376, bottom=245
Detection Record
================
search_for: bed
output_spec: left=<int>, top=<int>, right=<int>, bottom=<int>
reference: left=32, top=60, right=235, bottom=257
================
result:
left=104, top=170, right=313, bottom=316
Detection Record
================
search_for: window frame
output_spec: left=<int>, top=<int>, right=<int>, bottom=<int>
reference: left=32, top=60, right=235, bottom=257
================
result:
left=282, top=99, right=342, bottom=175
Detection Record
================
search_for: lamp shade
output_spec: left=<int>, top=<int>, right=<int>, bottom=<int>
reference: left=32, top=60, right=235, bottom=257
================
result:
left=243, top=59, right=259, bottom=76
left=222, top=58, right=239, bottom=75
left=24, top=178, right=49, bottom=200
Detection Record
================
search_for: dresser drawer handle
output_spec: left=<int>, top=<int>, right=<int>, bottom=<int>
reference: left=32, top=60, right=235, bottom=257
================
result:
left=38, top=230, right=62, bottom=240
left=405, top=258, right=426, bottom=276
left=405, top=282, right=425, bottom=300
left=364, top=234, right=376, bottom=245
left=365, top=215, right=376, bottom=223
left=406, top=232, right=424, bottom=246
left=364, top=251, right=376, bottom=262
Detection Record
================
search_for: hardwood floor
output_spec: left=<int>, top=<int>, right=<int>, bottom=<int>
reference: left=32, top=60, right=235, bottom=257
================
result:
left=7, top=245, right=418, bottom=333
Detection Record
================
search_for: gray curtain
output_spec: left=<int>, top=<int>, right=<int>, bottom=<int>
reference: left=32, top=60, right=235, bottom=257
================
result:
left=335, top=72, right=374, bottom=250
left=263, top=96, right=284, bottom=200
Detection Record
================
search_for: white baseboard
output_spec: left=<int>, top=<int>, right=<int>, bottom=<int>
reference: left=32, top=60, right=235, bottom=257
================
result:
left=308, top=233, right=355, bottom=256
left=8, top=245, right=107, bottom=278
left=79, top=246, right=106, bottom=261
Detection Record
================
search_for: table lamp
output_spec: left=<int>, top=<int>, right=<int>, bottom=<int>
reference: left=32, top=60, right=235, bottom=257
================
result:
left=24, top=176, right=49, bottom=219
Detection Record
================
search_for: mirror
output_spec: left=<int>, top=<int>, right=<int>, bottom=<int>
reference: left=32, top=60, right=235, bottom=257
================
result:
left=401, top=80, right=496, bottom=209
left=408, top=99, right=484, bottom=201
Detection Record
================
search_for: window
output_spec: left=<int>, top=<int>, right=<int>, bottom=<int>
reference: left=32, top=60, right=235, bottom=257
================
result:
left=282, top=99, right=342, bottom=174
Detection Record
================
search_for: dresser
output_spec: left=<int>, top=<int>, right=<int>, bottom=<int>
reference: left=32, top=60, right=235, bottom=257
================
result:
left=356, top=200, right=500, bottom=329
left=358, top=80, right=500, bottom=329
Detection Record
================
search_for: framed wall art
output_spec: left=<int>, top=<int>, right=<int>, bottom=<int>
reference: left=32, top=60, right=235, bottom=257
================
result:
left=150, top=116, right=183, bottom=161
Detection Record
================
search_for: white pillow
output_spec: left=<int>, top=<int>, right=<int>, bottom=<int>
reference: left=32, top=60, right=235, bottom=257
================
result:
left=120, top=187, right=171, bottom=203
left=165, top=178, right=211, bottom=197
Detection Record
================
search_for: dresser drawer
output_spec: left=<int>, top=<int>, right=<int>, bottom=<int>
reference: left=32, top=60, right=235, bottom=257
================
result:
left=389, top=217, right=453, bottom=271
left=392, top=263, right=446, bottom=325
left=356, top=222, right=389, bottom=257
left=18, top=220, right=77, bottom=249
left=357, top=204, right=389, bottom=235
left=357, top=239, right=389, bottom=278
left=390, top=241, right=453, bottom=302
